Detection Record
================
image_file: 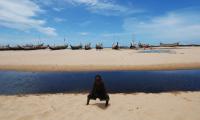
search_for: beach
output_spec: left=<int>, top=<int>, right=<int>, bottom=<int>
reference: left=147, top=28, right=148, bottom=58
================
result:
left=0, top=92, right=199, bottom=120
left=0, top=47, right=200, bottom=120
left=0, top=47, right=200, bottom=71
left=1, top=1, right=200, bottom=120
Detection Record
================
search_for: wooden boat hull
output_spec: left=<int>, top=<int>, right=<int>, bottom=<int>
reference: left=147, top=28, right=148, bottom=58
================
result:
left=0, top=45, right=10, bottom=51
left=22, top=44, right=48, bottom=50
left=138, top=44, right=150, bottom=48
left=22, top=47, right=37, bottom=50
left=70, top=45, right=82, bottom=50
left=0, top=48, right=10, bottom=51
left=49, top=45, right=68, bottom=50
left=36, top=46, right=48, bottom=49
left=84, top=44, right=91, bottom=50
left=96, top=46, right=103, bottom=49
left=130, top=46, right=136, bottom=49
left=112, top=42, right=119, bottom=50
left=130, top=43, right=137, bottom=49
left=96, top=44, right=103, bottom=49
left=179, top=44, right=200, bottom=47
left=112, top=45, right=119, bottom=50
left=9, top=46, right=24, bottom=50
left=22, top=46, right=47, bottom=50
left=85, top=47, right=91, bottom=50
left=96, top=47, right=103, bottom=49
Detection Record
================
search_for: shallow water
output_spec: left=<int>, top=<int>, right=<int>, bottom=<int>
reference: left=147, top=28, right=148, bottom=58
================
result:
left=0, top=70, right=200, bottom=95
left=138, top=49, right=176, bottom=54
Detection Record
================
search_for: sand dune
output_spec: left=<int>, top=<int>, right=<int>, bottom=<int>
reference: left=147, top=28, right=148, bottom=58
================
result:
left=0, top=92, right=200, bottom=120
left=0, top=47, right=200, bottom=71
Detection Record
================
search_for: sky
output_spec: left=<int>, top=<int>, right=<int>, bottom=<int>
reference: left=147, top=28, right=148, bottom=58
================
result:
left=0, top=0, right=200, bottom=46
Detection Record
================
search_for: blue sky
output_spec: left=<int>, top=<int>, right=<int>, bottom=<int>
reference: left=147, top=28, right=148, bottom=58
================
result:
left=0, top=0, right=200, bottom=46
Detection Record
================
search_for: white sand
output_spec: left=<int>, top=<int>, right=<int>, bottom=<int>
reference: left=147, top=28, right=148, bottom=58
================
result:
left=0, top=92, right=200, bottom=120
left=0, top=47, right=200, bottom=71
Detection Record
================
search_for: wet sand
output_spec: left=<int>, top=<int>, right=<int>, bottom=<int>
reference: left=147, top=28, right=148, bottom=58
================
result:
left=0, top=47, right=200, bottom=71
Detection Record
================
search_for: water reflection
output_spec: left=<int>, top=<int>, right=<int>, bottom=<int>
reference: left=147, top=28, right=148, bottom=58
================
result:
left=138, top=49, right=176, bottom=54
left=0, top=70, right=200, bottom=95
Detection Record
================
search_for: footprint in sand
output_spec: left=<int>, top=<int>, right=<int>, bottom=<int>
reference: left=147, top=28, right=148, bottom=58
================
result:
left=183, top=97, right=192, bottom=102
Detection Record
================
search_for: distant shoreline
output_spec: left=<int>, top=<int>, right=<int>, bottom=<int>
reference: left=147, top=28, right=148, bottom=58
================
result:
left=0, top=47, right=200, bottom=72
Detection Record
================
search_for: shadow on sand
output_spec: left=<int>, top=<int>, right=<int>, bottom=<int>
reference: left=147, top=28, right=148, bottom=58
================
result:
left=91, top=103, right=110, bottom=110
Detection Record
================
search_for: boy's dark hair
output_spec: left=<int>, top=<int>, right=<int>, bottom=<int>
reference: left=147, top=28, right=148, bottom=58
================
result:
left=95, top=74, right=102, bottom=79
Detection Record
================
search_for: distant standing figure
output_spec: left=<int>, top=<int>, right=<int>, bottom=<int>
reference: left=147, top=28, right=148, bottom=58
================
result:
left=87, top=75, right=110, bottom=106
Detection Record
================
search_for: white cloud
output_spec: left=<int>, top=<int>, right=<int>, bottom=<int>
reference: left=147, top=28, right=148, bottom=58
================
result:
left=79, top=20, right=91, bottom=27
left=32, top=0, right=56, bottom=6
left=65, top=0, right=98, bottom=5
left=53, top=7, right=64, bottom=12
left=79, top=32, right=89, bottom=35
left=38, top=27, right=57, bottom=36
left=33, top=0, right=143, bottom=16
left=65, top=0, right=142, bottom=16
left=123, top=8, right=200, bottom=43
left=0, top=0, right=57, bottom=36
left=54, top=17, right=65, bottom=22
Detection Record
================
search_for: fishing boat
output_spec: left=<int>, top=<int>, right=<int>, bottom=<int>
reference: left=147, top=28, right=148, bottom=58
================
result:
left=21, top=44, right=35, bottom=50
left=36, top=44, right=48, bottom=49
left=22, top=46, right=36, bottom=50
left=130, top=42, right=137, bottom=49
left=22, top=44, right=48, bottom=50
left=96, top=43, right=103, bottom=50
left=0, top=45, right=10, bottom=51
left=9, top=45, right=24, bottom=50
left=34, top=43, right=44, bottom=48
left=160, top=42, right=179, bottom=47
left=70, top=44, right=82, bottom=50
left=84, top=43, right=92, bottom=50
left=138, top=43, right=150, bottom=49
left=49, top=44, right=68, bottom=50
left=112, top=42, right=119, bottom=50
left=191, top=44, right=200, bottom=47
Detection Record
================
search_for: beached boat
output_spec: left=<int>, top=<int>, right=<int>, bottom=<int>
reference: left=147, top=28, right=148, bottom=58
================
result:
left=112, top=42, right=119, bottom=50
left=0, top=45, right=10, bottom=51
left=22, top=44, right=36, bottom=50
left=138, top=43, right=150, bottom=49
left=9, top=45, right=24, bottom=50
left=191, top=44, right=200, bottom=47
left=70, top=44, right=82, bottom=50
left=130, top=42, right=137, bottom=49
left=22, top=44, right=48, bottom=50
left=96, top=43, right=103, bottom=50
left=150, top=45, right=160, bottom=47
left=36, top=44, right=48, bottom=49
left=178, top=44, right=200, bottom=47
left=160, top=42, right=179, bottom=47
left=49, top=44, right=68, bottom=50
left=84, top=43, right=92, bottom=50
left=22, top=46, right=36, bottom=50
